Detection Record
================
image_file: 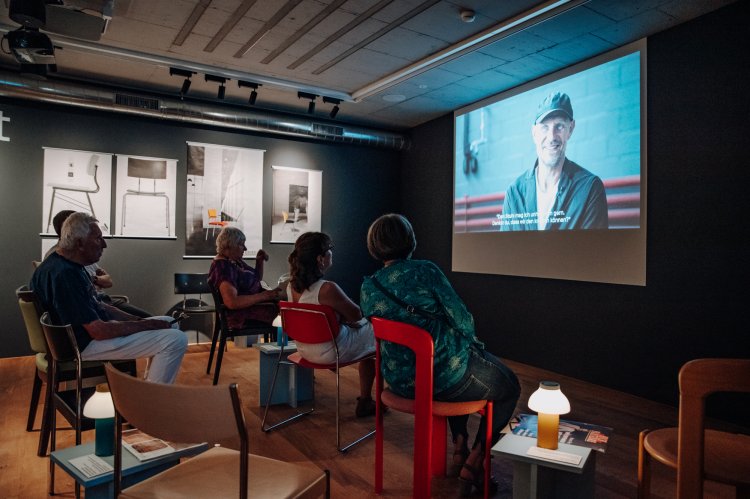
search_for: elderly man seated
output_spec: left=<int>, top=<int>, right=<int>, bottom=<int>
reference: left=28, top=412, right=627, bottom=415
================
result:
left=31, top=212, right=187, bottom=384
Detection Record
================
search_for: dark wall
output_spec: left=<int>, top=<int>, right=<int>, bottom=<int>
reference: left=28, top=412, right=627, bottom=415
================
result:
left=400, top=1, right=750, bottom=408
left=0, top=101, right=400, bottom=358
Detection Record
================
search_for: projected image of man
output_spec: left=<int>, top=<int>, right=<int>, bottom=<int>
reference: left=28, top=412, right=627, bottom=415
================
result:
left=501, top=92, right=608, bottom=231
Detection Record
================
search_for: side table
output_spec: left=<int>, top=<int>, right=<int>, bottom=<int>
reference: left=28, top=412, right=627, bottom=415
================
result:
left=51, top=442, right=209, bottom=499
left=491, top=434, right=596, bottom=499
left=255, top=341, right=314, bottom=407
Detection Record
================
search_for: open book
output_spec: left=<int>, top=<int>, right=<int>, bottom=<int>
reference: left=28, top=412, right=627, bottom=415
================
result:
left=504, top=413, right=613, bottom=453
left=122, top=428, right=205, bottom=461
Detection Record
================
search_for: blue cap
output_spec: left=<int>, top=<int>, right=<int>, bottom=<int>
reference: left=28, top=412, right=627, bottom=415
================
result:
left=535, top=92, right=573, bottom=124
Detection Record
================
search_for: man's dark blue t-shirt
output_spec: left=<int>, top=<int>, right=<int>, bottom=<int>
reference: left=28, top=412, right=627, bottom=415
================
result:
left=30, top=252, right=112, bottom=351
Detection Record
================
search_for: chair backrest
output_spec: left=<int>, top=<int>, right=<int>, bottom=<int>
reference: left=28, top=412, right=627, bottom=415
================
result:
left=174, top=273, right=210, bottom=295
left=39, top=312, right=80, bottom=364
left=279, top=301, right=340, bottom=345
left=17, top=286, right=47, bottom=354
left=676, top=358, right=750, bottom=498
left=208, top=208, right=217, bottom=218
left=105, top=364, right=249, bottom=497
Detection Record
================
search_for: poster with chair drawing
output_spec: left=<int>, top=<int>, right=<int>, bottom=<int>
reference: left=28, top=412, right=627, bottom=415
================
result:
left=114, top=155, right=177, bottom=238
left=184, top=142, right=264, bottom=257
left=41, top=148, right=113, bottom=236
left=271, top=166, right=322, bottom=243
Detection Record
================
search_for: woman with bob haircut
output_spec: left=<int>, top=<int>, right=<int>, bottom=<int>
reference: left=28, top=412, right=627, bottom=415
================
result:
left=208, top=227, right=280, bottom=329
left=360, top=213, right=520, bottom=496
left=286, top=231, right=379, bottom=418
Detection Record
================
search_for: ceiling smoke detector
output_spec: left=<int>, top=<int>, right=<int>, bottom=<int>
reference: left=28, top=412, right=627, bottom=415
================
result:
left=460, top=9, right=476, bottom=23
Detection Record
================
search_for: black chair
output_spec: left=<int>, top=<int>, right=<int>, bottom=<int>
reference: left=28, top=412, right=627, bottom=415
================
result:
left=207, top=283, right=276, bottom=385
left=172, top=273, right=217, bottom=343
left=17, top=286, right=135, bottom=457
left=39, top=312, right=135, bottom=497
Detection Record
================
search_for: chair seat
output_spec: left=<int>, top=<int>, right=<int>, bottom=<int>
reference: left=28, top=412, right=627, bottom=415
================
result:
left=126, top=189, right=167, bottom=195
left=381, top=388, right=488, bottom=416
left=643, top=428, right=750, bottom=485
left=47, top=182, right=96, bottom=191
left=119, top=446, right=328, bottom=499
left=287, top=351, right=372, bottom=370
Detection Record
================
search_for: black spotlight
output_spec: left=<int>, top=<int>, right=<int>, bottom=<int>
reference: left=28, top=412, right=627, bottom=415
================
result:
left=205, top=74, right=228, bottom=99
left=298, top=92, right=318, bottom=114
left=323, top=97, right=341, bottom=119
left=238, top=80, right=261, bottom=105
left=169, top=67, right=194, bottom=97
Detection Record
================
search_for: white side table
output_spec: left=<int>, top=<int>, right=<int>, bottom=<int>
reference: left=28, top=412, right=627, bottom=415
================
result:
left=491, top=434, right=595, bottom=499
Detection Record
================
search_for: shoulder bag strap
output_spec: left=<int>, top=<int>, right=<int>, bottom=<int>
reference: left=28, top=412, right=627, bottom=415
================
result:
left=370, top=276, right=443, bottom=321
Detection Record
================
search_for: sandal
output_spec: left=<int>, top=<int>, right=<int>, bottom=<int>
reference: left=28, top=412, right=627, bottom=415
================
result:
left=355, top=396, right=388, bottom=418
left=458, top=463, right=498, bottom=497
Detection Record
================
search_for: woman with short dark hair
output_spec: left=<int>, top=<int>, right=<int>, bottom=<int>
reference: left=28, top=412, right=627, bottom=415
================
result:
left=361, top=214, right=520, bottom=496
left=287, top=232, right=378, bottom=417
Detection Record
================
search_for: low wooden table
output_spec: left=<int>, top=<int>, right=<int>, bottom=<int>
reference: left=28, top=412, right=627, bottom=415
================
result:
left=491, top=434, right=596, bottom=499
left=50, top=441, right=208, bottom=498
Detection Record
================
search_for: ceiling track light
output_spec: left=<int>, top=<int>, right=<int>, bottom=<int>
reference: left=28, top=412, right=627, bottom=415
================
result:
left=238, top=80, right=261, bottom=105
left=323, top=96, right=341, bottom=119
left=298, top=91, right=318, bottom=115
left=169, top=67, right=195, bottom=98
left=205, top=74, right=228, bottom=99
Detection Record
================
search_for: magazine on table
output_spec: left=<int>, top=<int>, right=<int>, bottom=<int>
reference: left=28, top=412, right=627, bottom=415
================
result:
left=122, top=428, right=205, bottom=461
left=504, top=413, right=612, bottom=453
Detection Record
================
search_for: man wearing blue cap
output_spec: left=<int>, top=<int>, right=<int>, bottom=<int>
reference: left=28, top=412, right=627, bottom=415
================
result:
left=501, top=92, right=608, bottom=230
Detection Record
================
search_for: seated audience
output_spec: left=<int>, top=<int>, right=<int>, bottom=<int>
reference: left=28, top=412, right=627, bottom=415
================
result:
left=285, top=232, right=379, bottom=417
left=45, top=210, right=152, bottom=318
left=360, top=214, right=521, bottom=495
left=31, top=212, right=187, bottom=384
left=208, top=227, right=280, bottom=329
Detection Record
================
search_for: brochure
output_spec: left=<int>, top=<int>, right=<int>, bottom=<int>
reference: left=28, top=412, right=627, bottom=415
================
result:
left=122, top=428, right=204, bottom=461
left=68, top=454, right=113, bottom=478
left=505, top=413, right=612, bottom=453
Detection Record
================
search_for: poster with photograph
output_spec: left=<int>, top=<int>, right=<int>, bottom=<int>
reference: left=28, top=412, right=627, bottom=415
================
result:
left=184, top=142, right=264, bottom=257
left=114, top=155, right=177, bottom=238
left=41, top=148, right=113, bottom=236
left=271, top=166, right=322, bottom=243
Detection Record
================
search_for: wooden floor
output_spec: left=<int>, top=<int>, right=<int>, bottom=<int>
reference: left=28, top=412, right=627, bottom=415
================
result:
left=0, top=343, right=740, bottom=498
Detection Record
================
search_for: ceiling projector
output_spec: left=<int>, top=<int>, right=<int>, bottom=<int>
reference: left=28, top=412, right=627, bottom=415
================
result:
left=5, top=27, right=56, bottom=65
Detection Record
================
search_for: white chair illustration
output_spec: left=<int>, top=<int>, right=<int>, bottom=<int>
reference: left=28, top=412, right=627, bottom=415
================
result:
left=45, top=154, right=100, bottom=233
left=120, top=158, right=170, bottom=236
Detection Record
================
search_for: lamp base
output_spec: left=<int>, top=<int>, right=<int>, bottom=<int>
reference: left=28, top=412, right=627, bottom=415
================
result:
left=94, top=417, right=115, bottom=456
left=536, top=412, right=559, bottom=450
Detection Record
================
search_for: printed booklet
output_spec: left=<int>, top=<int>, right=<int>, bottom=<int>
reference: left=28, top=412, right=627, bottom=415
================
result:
left=122, top=428, right=204, bottom=461
left=504, top=413, right=612, bottom=453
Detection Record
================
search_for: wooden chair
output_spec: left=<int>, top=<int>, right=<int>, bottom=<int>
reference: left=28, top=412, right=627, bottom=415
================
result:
left=39, top=312, right=138, bottom=497
left=105, top=363, right=330, bottom=498
left=207, top=282, right=276, bottom=385
left=17, top=286, right=135, bottom=457
left=371, top=317, right=493, bottom=499
left=637, top=358, right=750, bottom=499
left=261, top=301, right=375, bottom=452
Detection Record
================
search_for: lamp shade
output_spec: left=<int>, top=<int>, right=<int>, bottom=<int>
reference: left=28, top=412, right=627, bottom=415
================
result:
left=83, top=383, right=115, bottom=419
left=272, top=315, right=282, bottom=328
left=527, top=381, right=570, bottom=415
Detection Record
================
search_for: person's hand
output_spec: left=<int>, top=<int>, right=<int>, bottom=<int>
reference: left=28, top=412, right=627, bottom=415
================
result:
left=263, top=288, right=282, bottom=301
left=256, top=249, right=270, bottom=262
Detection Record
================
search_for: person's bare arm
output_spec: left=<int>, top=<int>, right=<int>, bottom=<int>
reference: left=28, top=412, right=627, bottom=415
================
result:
left=93, top=268, right=113, bottom=289
left=83, top=318, right=171, bottom=341
left=100, top=302, right=140, bottom=321
left=219, top=280, right=280, bottom=310
left=318, top=281, right=363, bottom=324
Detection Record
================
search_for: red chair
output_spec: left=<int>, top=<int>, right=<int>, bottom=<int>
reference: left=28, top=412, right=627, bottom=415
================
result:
left=372, top=317, right=492, bottom=499
left=261, top=301, right=375, bottom=452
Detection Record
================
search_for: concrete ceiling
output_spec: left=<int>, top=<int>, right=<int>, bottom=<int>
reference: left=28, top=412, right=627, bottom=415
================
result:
left=0, top=0, right=736, bottom=131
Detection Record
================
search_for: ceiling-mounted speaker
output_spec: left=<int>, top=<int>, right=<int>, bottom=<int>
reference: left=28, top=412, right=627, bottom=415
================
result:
left=8, top=0, right=49, bottom=29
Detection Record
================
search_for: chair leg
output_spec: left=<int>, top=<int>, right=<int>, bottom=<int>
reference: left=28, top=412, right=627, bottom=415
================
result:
left=637, top=430, right=651, bottom=499
left=206, top=321, right=221, bottom=374
left=335, top=365, right=375, bottom=453
left=212, top=334, right=226, bottom=385
left=261, top=350, right=314, bottom=432
left=431, top=415, right=448, bottom=477
left=483, top=402, right=493, bottom=499
left=37, top=370, right=56, bottom=457
left=27, top=371, right=43, bottom=432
